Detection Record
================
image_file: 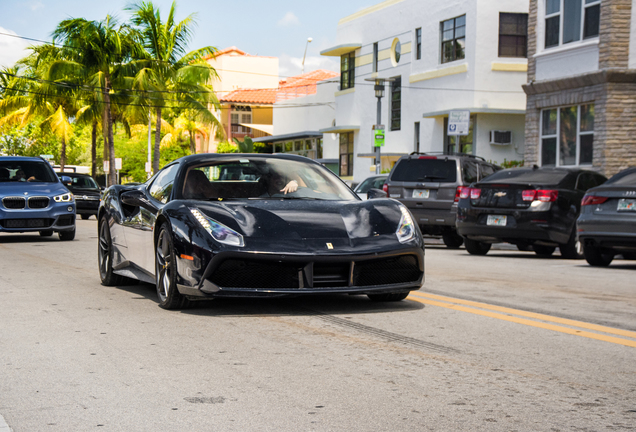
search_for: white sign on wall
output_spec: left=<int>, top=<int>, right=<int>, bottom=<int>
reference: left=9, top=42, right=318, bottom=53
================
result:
left=447, top=110, right=470, bottom=136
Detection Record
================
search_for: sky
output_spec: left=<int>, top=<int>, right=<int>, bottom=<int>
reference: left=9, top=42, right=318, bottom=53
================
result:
left=0, top=0, right=376, bottom=79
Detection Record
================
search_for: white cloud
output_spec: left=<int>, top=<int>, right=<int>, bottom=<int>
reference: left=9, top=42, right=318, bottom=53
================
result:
left=0, top=27, right=33, bottom=69
left=277, top=12, right=300, bottom=27
left=29, top=1, right=44, bottom=11
left=278, top=53, right=339, bottom=78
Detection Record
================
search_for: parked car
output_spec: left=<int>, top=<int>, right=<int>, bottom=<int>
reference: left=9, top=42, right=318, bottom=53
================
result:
left=57, top=172, right=101, bottom=219
left=384, top=153, right=500, bottom=248
left=0, top=156, right=76, bottom=240
left=577, top=167, right=636, bottom=266
left=456, top=166, right=607, bottom=258
left=98, top=153, right=425, bottom=310
left=353, top=174, right=388, bottom=200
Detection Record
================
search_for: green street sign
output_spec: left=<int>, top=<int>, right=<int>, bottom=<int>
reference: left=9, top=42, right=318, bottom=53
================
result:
left=374, top=128, right=385, bottom=147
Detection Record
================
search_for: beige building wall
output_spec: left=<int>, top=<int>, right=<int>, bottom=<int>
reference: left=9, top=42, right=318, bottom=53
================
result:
left=207, top=50, right=279, bottom=97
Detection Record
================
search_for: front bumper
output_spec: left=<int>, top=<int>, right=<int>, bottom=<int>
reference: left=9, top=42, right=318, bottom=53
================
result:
left=74, top=196, right=100, bottom=215
left=176, top=246, right=425, bottom=298
left=0, top=202, right=76, bottom=233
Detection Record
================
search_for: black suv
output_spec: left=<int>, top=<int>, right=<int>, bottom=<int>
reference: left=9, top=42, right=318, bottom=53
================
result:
left=385, top=153, right=501, bottom=248
left=57, top=173, right=101, bottom=219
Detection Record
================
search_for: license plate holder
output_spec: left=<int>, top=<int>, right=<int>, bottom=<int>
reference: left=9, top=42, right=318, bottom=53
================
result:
left=412, top=189, right=430, bottom=199
left=617, top=199, right=636, bottom=212
left=487, top=215, right=507, bottom=226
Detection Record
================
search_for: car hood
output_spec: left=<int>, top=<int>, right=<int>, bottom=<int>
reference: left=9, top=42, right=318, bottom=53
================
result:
left=193, top=198, right=403, bottom=241
left=67, top=187, right=101, bottom=196
left=0, top=182, right=69, bottom=197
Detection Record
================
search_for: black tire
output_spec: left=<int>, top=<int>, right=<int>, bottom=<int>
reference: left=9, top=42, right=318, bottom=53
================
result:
left=59, top=229, right=75, bottom=241
left=583, top=244, right=614, bottom=267
left=155, top=225, right=189, bottom=310
left=442, top=232, right=464, bottom=249
left=80, top=214, right=91, bottom=220
left=621, top=252, right=636, bottom=260
left=516, top=243, right=532, bottom=252
left=533, top=245, right=556, bottom=257
left=98, top=216, right=126, bottom=286
left=367, top=292, right=410, bottom=302
left=464, top=238, right=491, bottom=255
left=39, top=230, right=53, bottom=237
left=559, top=228, right=584, bottom=259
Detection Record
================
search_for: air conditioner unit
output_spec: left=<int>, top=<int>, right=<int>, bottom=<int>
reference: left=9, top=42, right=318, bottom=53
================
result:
left=490, top=130, right=512, bottom=145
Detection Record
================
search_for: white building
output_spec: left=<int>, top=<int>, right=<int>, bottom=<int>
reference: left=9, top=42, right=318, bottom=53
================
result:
left=320, top=0, right=529, bottom=182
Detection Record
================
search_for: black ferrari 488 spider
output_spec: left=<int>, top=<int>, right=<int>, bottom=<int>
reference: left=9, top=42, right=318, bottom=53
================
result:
left=98, top=154, right=425, bottom=309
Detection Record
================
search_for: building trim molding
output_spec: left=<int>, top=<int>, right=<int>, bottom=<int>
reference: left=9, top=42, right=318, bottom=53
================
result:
left=409, top=63, right=468, bottom=83
left=523, top=69, right=636, bottom=96
left=491, top=62, right=528, bottom=72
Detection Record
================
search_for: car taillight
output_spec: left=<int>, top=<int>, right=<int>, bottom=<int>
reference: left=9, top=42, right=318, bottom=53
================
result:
left=456, top=186, right=469, bottom=201
left=581, top=195, right=608, bottom=206
left=522, top=190, right=536, bottom=201
left=536, top=189, right=558, bottom=202
left=382, top=183, right=388, bottom=193
left=470, top=188, right=481, bottom=199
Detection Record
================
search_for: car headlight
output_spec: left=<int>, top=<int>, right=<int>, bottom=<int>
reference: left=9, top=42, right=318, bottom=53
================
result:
left=396, top=206, right=415, bottom=243
left=53, top=193, right=74, bottom=203
left=190, top=208, right=244, bottom=247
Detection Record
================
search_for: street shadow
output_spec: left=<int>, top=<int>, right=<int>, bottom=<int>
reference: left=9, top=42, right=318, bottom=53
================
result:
left=0, top=233, right=60, bottom=244
left=114, top=281, right=425, bottom=317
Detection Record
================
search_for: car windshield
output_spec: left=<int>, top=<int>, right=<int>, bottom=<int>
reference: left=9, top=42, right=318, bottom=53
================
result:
left=482, top=168, right=569, bottom=185
left=67, top=175, right=99, bottom=189
left=0, top=160, right=58, bottom=183
left=182, top=158, right=358, bottom=201
left=391, top=159, right=457, bottom=182
left=605, top=169, right=636, bottom=186
left=355, top=176, right=386, bottom=193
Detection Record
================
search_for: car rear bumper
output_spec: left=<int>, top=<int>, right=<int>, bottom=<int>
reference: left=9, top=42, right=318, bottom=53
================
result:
left=456, top=209, right=570, bottom=245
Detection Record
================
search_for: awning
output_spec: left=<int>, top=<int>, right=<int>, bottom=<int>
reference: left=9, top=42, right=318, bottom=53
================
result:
left=319, top=125, right=360, bottom=133
left=422, top=108, right=525, bottom=118
left=252, top=131, right=323, bottom=144
left=320, top=43, right=362, bottom=57
left=240, top=123, right=273, bottom=135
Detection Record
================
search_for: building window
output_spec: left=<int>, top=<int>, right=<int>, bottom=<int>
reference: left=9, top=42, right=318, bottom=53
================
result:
left=541, top=104, right=594, bottom=166
left=340, top=52, right=355, bottom=90
left=373, top=43, right=378, bottom=73
left=499, top=13, right=528, bottom=57
left=230, top=107, right=252, bottom=133
left=415, top=28, right=422, bottom=60
left=339, top=132, right=354, bottom=176
left=441, top=15, right=466, bottom=64
left=545, top=0, right=601, bottom=49
left=444, top=115, right=474, bottom=154
left=390, top=77, right=401, bottom=131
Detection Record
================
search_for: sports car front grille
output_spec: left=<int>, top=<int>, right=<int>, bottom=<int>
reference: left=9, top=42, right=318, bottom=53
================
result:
left=210, top=255, right=422, bottom=290
left=0, top=218, right=53, bottom=229
left=3, top=197, right=26, bottom=209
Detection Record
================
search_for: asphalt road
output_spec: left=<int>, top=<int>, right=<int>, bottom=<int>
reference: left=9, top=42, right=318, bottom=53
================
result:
left=1, top=219, right=635, bottom=431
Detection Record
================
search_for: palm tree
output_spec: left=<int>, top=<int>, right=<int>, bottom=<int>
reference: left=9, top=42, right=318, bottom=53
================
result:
left=126, top=0, right=219, bottom=173
left=0, top=45, right=76, bottom=170
left=51, top=15, right=139, bottom=185
left=160, top=110, right=210, bottom=153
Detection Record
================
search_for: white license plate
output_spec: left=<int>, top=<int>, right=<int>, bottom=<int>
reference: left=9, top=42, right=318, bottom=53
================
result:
left=487, top=215, right=507, bottom=226
left=412, top=189, right=430, bottom=199
left=617, top=199, right=636, bottom=211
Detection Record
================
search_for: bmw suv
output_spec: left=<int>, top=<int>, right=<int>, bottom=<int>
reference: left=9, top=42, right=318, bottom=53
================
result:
left=0, top=156, right=76, bottom=240
left=384, top=153, right=500, bottom=248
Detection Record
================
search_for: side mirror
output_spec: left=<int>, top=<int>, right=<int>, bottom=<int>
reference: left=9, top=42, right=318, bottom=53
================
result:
left=367, top=188, right=388, bottom=200
left=121, top=189, right=157, bottom=212
left=61, top=176, right=72, bottom=186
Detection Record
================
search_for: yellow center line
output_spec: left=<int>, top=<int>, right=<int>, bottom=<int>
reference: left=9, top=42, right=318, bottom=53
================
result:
left=407, top=295, right=636, bottom=349
left=409, top=291, right=636, bottom=339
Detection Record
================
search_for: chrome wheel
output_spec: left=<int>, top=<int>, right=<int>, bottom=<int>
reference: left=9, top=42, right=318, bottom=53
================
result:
left=155, top=225, right=189, bottom=310
left=99, top=222, right=110, bottom=280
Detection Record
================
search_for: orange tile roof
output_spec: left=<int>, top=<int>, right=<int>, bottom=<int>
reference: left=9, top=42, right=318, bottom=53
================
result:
left=204, top=46, right=277, bottom=61
left=219, top=70, right=340, bottom=105
left=220, top=88, right=278, bottom=105
left=276, top=70, right=340, bottom=102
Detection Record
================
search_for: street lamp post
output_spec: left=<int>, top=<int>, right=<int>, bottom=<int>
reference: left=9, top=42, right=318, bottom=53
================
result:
left=301, top=37, right=313, bottom=74
left=365, top=77, right=394, bottom=174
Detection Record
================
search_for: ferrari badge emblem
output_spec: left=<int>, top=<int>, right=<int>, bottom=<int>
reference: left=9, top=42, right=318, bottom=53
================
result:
left=326, top=243, right=333, bottom=249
